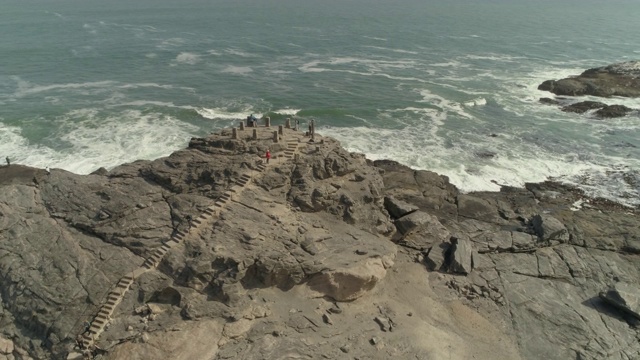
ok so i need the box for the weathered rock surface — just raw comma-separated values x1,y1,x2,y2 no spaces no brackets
1,127,639,360
561,100,607,113
376,161,640,360
595,104,633,118
599,282,640,320
538,61,640,98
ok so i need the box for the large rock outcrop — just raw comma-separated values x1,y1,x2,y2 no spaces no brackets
538,61,640,98
1,127,639,360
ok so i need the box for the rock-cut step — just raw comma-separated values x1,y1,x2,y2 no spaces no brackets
235,174,251,186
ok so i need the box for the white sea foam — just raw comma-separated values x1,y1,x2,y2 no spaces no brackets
430,60,470,68
224,48,254,57
463,98,487,107
158,38,186,48
196,107,261,120
273,108,301,116
417,89,473,119
221,66,253,75
173,52,201,65
363,36,388,41
11,78,115,97
362,46,419,55
317,125,639,206
0,110,200,175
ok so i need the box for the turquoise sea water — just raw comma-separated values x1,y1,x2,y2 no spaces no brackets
1,0,639,205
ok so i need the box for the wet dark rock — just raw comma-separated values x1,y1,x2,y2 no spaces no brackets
539,97,560,105
475,151,497,159
538,61,640,98
595,104,633,118
561,101,606,113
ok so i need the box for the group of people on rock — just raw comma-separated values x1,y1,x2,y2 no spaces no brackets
246,114,258,127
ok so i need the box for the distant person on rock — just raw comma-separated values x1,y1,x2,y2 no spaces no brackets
265,149,271,164
5,157,9,166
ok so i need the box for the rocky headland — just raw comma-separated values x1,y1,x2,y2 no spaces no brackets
538,61,640,118
1,124,639,360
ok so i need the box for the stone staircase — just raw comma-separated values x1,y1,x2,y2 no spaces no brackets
77,132,303,352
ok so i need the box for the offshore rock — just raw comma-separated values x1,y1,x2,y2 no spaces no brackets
561,101,606,113
595,104,633,118
538,61,640,98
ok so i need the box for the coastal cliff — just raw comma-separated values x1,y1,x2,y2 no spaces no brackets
1,125,639,360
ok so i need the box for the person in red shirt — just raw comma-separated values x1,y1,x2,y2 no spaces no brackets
266,150,271,164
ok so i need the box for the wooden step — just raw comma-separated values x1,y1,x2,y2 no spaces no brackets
90,324,101,331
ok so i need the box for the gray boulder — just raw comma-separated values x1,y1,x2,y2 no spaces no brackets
538,61,640,98
530,214,569,243
599,282,640,320
383,196,418,219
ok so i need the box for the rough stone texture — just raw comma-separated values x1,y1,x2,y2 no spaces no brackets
561,101,607,113
600,282,640,320
446,238,473,274
1,128,639,360
595,104,633,118
383,196,418,219
530,214,569,243
538,61,640,98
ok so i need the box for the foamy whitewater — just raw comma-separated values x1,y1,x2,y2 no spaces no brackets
1,0,639,206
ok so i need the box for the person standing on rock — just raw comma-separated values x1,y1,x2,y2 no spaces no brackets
265,149,271,164
5,157,9,166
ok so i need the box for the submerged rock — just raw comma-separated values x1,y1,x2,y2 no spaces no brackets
561,101,606,113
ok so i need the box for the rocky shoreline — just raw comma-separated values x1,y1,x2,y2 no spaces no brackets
1,124,639,360
538,61,640,118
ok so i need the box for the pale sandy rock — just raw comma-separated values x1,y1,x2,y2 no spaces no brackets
0,337,13,355
105,320,223,360
306,257,392,301
223,319,253,339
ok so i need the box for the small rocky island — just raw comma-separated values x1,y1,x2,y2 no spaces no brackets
1,122,639,360
538,61,640,118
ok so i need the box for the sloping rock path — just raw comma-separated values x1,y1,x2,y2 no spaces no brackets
78,128,302,350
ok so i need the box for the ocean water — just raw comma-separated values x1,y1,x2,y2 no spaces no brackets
1,0,639,206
